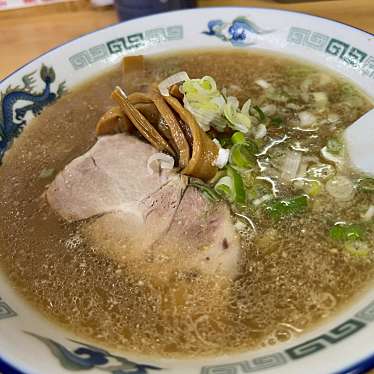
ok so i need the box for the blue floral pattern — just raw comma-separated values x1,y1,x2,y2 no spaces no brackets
26,332,162,374
203,16,274,46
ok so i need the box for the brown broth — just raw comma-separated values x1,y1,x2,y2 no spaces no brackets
0,49,373,357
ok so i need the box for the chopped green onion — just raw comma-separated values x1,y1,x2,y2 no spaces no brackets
266,90,289,103
312,92,329,108
253,105,266,122
306,163,335,181
327,138,343,155
303,179,322,197
357,177,374,192
325,175,355,202
201,76,215,91
241,98,252,116
361,205,374,222
231,132,246,144
209,170,226,185
182,76,226,132
265,195,308,220
344,241,370,257
329,223,365,242
229,143,257,169
215,176,234,201
245,139,259,155
190,181,221,202
227,166,246,206
270,116,284,127
217,136,232,148
223,96,252,133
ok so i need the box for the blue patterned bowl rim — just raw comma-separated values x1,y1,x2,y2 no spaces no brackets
0,6,373,374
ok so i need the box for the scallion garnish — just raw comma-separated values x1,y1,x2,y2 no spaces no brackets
357,177,374,192
229,143,257,169
329,223,365,242
253,105,266,122
343,241,370,257
270,116,284,127
190,181,221,202
228,166,246,206
214,176,234,201
327,138,343,155
265,195,308,220
231,132,246,145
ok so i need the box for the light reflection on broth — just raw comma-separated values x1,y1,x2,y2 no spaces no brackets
0,49,373,357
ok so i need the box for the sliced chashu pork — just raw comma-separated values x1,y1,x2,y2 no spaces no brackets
150,187,240,277
47,133,241,280
85,186,240,280
46,134,172,222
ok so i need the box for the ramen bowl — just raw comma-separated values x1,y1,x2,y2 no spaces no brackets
0,7,374,374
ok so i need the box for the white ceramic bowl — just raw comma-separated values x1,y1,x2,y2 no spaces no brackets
1,7,373,374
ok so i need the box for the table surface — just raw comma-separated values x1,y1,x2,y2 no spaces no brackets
1,0,374,80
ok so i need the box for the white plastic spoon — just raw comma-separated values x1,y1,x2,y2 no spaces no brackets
344,108,374,176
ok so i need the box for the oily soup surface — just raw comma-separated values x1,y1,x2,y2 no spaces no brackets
1,50,374,357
